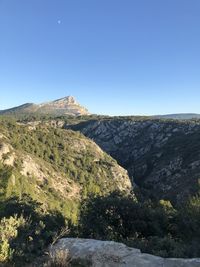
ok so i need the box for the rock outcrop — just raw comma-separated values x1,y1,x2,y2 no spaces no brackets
51,238,200,267
37,96,90,115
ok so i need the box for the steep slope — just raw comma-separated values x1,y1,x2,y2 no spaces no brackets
0,140,80,220
68,118,200,202
36,96,89,115
0,119,132,220
0,96,89,116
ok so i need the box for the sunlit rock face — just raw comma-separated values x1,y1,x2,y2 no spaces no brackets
0,96,90,116
38,96,90,115
51,238,200,267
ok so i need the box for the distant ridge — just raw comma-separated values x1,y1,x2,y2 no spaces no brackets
0,98,199,119
153,113,200,120
0,96,90,116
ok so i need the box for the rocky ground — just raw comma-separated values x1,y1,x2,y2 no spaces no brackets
51,238,200,267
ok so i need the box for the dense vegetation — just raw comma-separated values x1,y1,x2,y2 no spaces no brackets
77,192,200,258
0,196,66,265
1,191,200,265
0,117,128,221
0,117,121,197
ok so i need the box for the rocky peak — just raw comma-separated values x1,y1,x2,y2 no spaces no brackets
36,95,90,115
52,96,78,106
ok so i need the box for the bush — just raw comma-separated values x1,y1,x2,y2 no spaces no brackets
77,192,200,258
44,251,92,267
0,215,26,262
0,196,66,265
78,192,170,241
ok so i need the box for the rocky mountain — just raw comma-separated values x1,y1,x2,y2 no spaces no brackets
68,117,200,202
0,118,132,220
2,96,200,120
0,96,89,116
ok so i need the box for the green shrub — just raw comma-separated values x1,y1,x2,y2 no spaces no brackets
0,215,26,262
0,197,66,265
77,192,200,258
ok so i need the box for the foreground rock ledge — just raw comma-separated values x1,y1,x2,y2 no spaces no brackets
51,238,200,267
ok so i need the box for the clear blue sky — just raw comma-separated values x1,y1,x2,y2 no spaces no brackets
0,0,200,115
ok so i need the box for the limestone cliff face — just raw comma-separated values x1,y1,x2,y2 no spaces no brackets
0,96,90,116
68,118,200,202
37,96,90,115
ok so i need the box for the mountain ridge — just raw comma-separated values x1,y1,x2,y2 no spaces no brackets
0,96,89,116
1,96,200,119
153,113,200,120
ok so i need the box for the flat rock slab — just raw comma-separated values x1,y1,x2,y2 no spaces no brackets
51,238,200,267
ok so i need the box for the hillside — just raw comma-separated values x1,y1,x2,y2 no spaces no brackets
67,117,200,203
0,118,132,220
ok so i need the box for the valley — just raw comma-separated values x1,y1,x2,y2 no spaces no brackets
68,117,200,203
0,97,200,265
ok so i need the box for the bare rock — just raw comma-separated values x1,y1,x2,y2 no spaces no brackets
51,238,200,267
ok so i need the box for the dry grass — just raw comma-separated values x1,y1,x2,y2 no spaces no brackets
44,250,71,267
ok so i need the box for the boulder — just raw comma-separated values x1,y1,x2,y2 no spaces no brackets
51,238,200,267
